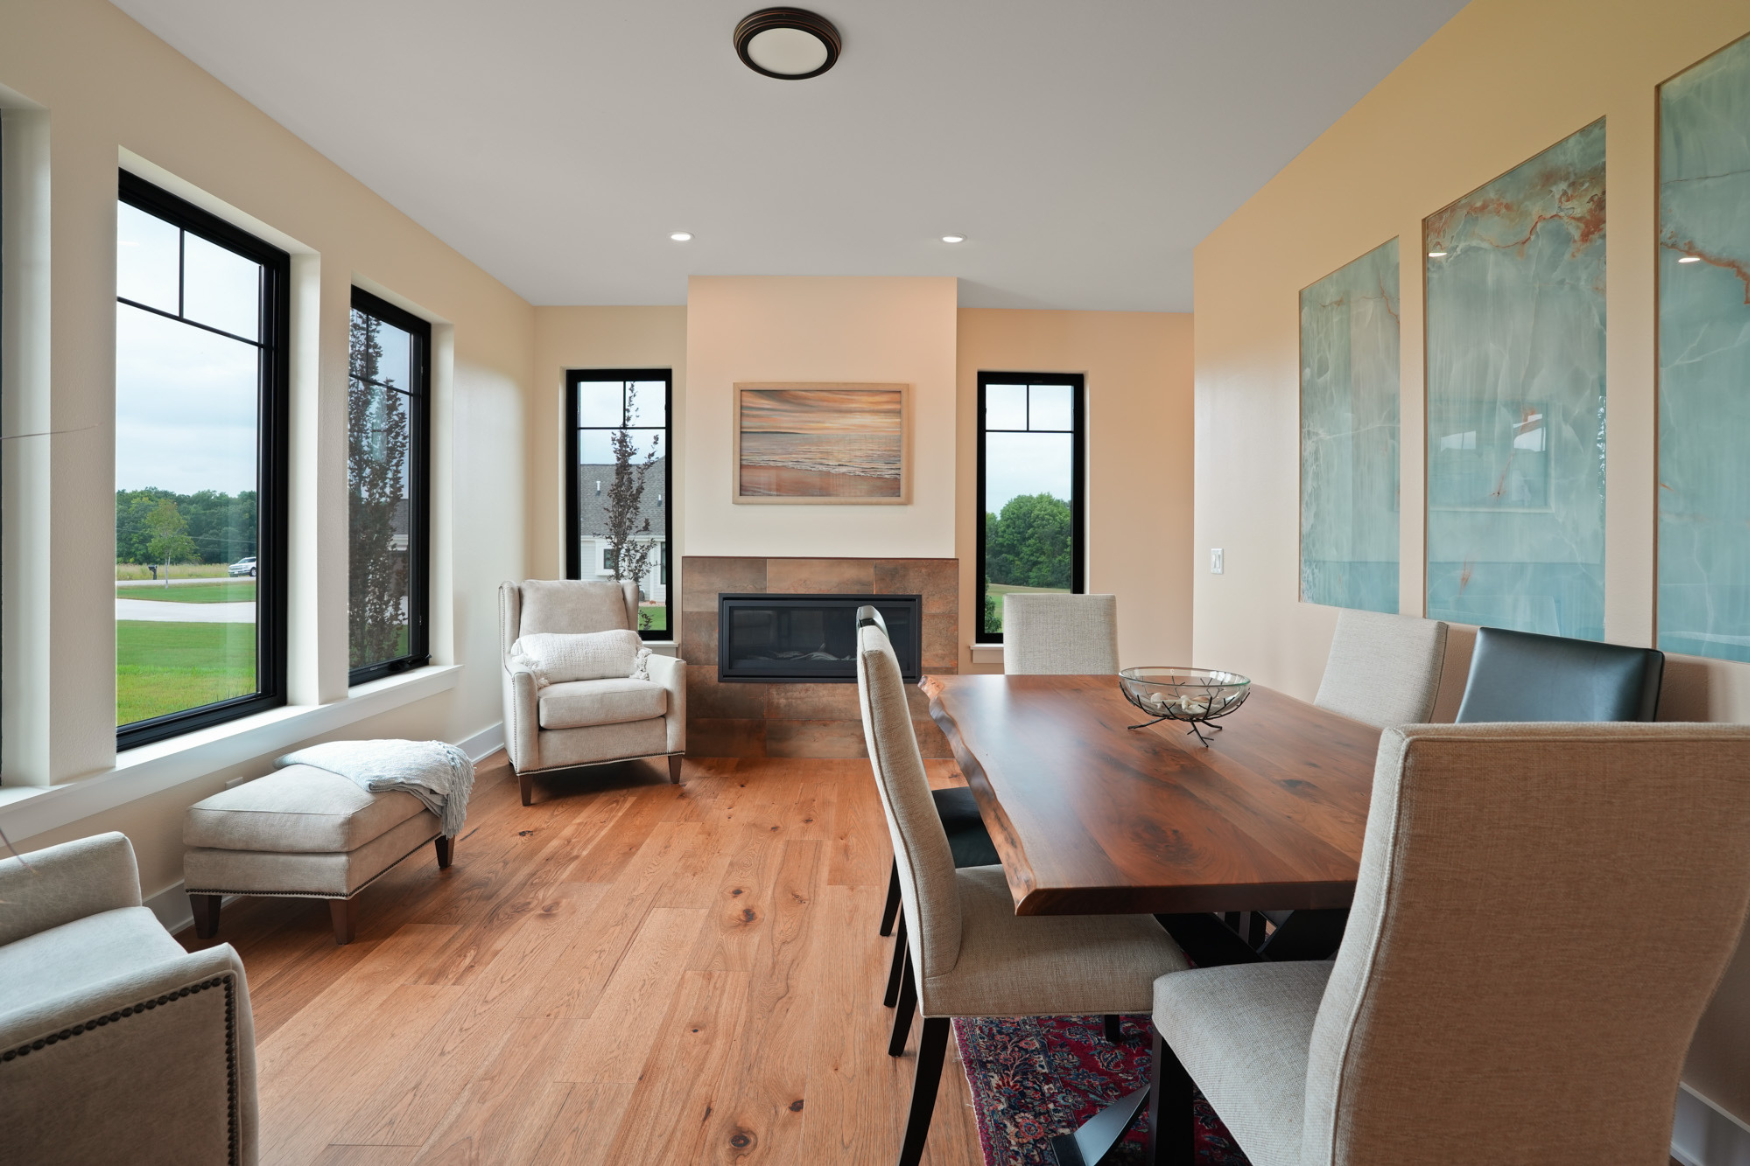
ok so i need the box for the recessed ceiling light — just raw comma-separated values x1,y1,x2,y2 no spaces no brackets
1678,255,1702,263
735,8,841,80
670,232,693,242
941,235,965,244
1428,251,1448,258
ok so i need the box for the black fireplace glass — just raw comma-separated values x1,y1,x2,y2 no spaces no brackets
718,594,922,683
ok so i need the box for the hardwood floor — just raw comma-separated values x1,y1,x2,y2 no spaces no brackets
181,753,983,1166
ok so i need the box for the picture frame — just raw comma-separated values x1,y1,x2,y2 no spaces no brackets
732,382,911,504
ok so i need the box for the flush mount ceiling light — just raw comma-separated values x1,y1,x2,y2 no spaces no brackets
941,235,965,244
670,232,693,242
735,8,841,80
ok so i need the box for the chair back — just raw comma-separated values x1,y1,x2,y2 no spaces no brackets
855,620,962,980
1453,626,1663,723
499,579,638,657
1302,722,1750,1165
1313,609,1449,728
1002,593,1119,674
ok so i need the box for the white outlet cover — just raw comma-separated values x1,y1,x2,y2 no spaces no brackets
1210,548,1224,574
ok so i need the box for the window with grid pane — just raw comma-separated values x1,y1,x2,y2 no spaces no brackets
348,288,431,681
114,171,288,745
566,370,672,639
975,372,1085,642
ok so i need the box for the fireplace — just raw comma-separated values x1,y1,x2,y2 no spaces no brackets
718,593,922,683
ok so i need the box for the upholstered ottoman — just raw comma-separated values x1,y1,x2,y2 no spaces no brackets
184,764,453,945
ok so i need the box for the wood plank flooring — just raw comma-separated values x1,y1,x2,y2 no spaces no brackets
181,753,983,1166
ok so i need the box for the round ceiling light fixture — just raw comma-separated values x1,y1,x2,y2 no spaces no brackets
670,232,693,242
941,235,965,244
735,8,841,80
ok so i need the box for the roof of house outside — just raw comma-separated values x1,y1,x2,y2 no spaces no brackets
575,460,667,540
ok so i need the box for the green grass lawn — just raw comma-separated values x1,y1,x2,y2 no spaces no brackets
116,581,255,604
982,582,1070,634
639,604,668,633
117,620,256,726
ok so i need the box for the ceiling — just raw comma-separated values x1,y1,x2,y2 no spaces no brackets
110,0,1465,311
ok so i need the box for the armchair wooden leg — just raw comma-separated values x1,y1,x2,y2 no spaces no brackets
880,860,901,936
897,1016,950,1166
329,898,357,945
1104,1014,1125,1044
667,754,684,784
884,912,908,1007
190,894,221,939
1145,1029,1194,1166
888,948,917,1056
519,768,534,807
434,835,453,869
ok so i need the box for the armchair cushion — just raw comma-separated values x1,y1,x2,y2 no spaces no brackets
539,677,668,730
0,832,142,947
517,579,630,635
0,906,186,1017
512,629,646,685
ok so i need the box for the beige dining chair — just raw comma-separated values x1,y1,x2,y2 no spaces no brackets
857,619,1188,1166
1312,608,1449,728
1003,592,1120,674
1147,722,1750,1166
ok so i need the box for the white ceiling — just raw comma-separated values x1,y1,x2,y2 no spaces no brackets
110,0,1464,311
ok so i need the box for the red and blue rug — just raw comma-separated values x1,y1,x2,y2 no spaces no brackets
953,1014,1250,1165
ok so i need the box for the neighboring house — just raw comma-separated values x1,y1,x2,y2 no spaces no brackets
575,460,667,604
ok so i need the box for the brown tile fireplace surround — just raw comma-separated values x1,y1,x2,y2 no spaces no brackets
680,556,957,757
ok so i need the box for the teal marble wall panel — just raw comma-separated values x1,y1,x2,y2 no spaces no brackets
1425,121,1607,639
1300,239,1400,613
1658,35,1750,663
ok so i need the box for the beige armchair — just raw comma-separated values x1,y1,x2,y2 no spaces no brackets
500,579,686,804
0,832,258,1165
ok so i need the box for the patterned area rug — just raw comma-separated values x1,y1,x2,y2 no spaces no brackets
953,1014,1250,1165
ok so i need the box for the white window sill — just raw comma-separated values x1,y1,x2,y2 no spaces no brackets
0,664,461,843
970,644,1004,666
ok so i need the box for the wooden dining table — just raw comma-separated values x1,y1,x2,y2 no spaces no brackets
921,673,1384,918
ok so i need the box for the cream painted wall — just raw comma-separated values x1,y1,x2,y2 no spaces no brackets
956,310,1194,672
1190,0,1750,1123
529,307,688,583
0,0,533,899
683,276,958,561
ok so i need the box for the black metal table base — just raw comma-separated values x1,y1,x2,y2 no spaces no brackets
1049,1084,1151,1166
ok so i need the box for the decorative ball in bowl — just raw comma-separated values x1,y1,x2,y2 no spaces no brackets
1118,667,1252,746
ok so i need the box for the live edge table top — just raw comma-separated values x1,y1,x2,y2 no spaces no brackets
921,674,1384,917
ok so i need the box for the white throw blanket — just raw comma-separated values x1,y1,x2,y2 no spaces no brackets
277,739,474,838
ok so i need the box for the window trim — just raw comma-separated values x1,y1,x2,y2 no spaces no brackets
564,369,673,641
116,171,291,749
346,287,432,685
974,371,1087,645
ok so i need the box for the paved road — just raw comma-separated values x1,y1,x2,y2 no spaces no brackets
116,577,245,588
115,598,255,623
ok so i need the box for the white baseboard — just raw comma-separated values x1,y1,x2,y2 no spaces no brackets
458,722,504,763
1674,1084,1750,1166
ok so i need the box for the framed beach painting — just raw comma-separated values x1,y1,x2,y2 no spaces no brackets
733,383,910,504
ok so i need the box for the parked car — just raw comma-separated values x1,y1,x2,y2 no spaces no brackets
229,556,257,578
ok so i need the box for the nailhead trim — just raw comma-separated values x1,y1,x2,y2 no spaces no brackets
2,974,241,1165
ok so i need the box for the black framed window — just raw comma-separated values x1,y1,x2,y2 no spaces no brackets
565,370,671,639
348,289,431,682
115,171,289,746
975,372,1086,643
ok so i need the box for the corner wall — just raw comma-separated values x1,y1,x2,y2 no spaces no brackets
0,0,533,900
956,309,1194,672
1189,0,1750,1126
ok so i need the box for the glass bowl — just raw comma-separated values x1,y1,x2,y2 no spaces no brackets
1118,667,1252,744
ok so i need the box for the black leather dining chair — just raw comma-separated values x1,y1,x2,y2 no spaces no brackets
1454,626,1664,723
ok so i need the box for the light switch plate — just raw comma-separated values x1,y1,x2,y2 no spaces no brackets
1210,548,1224,574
